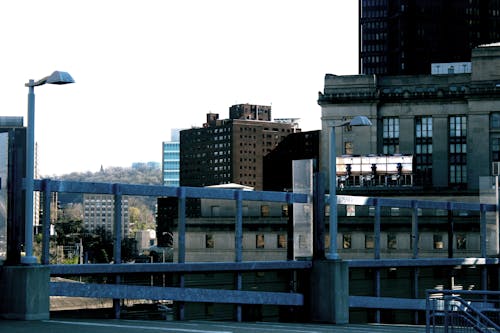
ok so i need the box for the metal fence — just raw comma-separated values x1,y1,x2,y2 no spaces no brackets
30,178,500,324
426,289,500,332
34,179,310,321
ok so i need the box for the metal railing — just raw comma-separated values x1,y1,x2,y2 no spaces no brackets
34,179,310,321
426,289,500,332
29,178,500,323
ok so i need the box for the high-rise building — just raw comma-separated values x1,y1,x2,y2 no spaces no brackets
359,0,500,75
180,104,300,190
162,129,181,187
83,194,130,237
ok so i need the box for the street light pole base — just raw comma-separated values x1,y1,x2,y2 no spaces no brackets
20,256,38,265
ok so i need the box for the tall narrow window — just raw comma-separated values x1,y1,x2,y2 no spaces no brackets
343,234,352,249
205,234,214,248
256,234,265,248
383,117,399,154
277,234,287,248
344,141,353,155
449,116,467,185
387,234,397,249
260,205,269,217
415,116,433,185
365,234,374,249
492,137,500,162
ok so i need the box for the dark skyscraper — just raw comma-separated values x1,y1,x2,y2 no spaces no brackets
359,0,500,75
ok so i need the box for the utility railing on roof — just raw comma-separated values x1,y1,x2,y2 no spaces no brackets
34,179,310,321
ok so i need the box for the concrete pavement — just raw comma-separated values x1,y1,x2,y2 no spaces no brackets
0,319,426,333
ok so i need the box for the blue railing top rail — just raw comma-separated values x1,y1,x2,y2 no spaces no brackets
33,179,309,204
335,194,496,212
49,260,313,275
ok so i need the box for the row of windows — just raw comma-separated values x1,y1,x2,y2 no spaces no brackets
362,9,388,18
378,115,468,184
362,20,387,30
200,233,469,251
362,43,387,53
341,233,468,250
333,204,473,217
204,234,287,249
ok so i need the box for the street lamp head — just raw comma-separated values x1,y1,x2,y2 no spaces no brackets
46,71,75,85
26,70,75,87
335,115,372,127
349,115,372,126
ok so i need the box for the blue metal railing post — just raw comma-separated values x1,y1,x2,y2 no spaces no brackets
41,179,51,265
425,290,431,333
374,198,380,260
235,190,243,322
113,183,122,319
373,198,381,323
412,200,419,259
177,187,186,320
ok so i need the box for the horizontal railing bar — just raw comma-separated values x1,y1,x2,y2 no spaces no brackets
50,282,304,306
349,296,426,310
426,289,500,296
33,179,308,203
34,180,494,210
49,260,313,276
346,257,500,268
334,195,496,212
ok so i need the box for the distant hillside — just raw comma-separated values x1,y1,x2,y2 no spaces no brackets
53,165,162,207
54,165,162,185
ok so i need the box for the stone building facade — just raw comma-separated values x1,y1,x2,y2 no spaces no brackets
319,44,500,192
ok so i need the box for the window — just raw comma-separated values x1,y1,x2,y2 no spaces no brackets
387,234,397,249
281,205,289,217
456,234,467,250
433,234,444,249
491,112,500,129
492,137,500,162
343,234,352,249
383,117,399,154
205,234,214,248
344,141,353,155
449,116,467,185
346,205,356,216
261,205,269,217
369,206,375,216
365,234,374,249
277,234,287,248
256,234,265,248
415,116,433,185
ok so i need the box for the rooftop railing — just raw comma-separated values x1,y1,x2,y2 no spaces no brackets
23,178,500,323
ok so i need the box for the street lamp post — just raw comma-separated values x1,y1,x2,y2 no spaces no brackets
326,116,372,260
22,71,74,264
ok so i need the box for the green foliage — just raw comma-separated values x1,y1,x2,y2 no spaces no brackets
45,165,162,263
48,165,162,186
52,165,161,232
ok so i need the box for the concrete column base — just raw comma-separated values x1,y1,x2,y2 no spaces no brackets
309,259,349,324
0,265,50,320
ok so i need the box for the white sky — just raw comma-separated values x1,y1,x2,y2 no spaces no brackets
0,0,359,176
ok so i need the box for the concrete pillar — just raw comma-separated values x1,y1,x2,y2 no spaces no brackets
309,259,349,324
0,265,50,320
